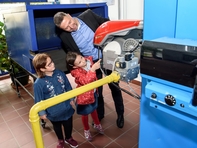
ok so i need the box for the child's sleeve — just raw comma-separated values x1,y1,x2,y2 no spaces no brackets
33,83,47,116
71,69,96,85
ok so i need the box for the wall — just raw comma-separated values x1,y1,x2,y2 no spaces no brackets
57,0,144,20
109,0,143,20
0,1,144,20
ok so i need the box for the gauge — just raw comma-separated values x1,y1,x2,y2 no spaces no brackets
122,38,139,52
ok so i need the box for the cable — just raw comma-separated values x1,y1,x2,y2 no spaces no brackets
126,82,141,100
111,82,141,100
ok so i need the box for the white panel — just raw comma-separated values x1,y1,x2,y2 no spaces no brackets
108,0,119,20
126,0,144,20
108,0,144,20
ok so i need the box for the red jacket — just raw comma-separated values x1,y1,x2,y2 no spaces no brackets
70,56,98,104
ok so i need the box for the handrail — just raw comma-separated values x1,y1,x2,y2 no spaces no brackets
29,71,120,148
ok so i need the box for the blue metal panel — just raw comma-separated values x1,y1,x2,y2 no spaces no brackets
1,0,46,3
176,0,197,40
139,38,197,147
4,11,32,71
28,10,38,51
143,0,177,40
139,75,197,148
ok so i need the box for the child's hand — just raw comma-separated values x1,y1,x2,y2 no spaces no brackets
40,114,47,120
91,59,101,72
70,100,75,106
70,99,76,109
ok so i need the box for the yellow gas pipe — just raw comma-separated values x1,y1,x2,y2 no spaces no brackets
29,71,120,148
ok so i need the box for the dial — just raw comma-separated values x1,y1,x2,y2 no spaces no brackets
122,38,139,52
165,95,176,106
151,93,157,99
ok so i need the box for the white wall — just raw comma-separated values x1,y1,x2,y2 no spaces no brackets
59,0,144,20
108,0,144,20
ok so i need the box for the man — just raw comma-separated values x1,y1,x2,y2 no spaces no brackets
53,9,124,128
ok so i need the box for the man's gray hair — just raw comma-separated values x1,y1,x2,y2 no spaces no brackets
53,12,67,27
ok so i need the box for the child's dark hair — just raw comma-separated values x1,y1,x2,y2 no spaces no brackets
66,51,81,71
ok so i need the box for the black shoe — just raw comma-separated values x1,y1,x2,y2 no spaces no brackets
116,115,124,128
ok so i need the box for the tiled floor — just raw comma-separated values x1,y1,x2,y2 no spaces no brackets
0,74,141,148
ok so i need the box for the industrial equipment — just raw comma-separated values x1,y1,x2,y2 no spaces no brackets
94,20,143,83
139,37,197,148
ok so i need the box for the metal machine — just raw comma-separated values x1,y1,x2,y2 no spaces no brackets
94,20,143,83
139,37,197,148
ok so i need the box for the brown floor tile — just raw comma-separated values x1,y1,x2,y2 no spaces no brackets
0,122,9,133
20,140,36,148
12,101,29,110
0,76,141,148
2,110,19,121
115,132,138,148
105,142,122,148
6,116,25,129
11,123,31,137
126,112,140,125
42,132,57,147
0,138,19,148
90,134,112,148
77,141,95,148
0,114,4,124
124,101,140,112
15,131,34,147
104,124,125,139
17,106,31,116
0,129,14,143
126,124,139,140
0,105,15,115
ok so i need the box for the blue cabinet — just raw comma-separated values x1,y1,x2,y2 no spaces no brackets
143,0,177,40
140,1,197,147
176,0,197,40
143,0,197,41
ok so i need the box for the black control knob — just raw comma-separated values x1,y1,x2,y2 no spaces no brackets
165,95,176,106
151,93,157,99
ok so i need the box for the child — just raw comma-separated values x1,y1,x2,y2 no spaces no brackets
66,51,104,141
32,53,78,148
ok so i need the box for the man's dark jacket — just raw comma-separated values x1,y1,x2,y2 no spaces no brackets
57,9,109,54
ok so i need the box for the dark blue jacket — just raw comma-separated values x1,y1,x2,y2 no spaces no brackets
34,69,74,121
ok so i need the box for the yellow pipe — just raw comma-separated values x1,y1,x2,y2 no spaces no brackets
29,71,120,148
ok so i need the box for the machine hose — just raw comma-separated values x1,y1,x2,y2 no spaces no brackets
111,82,141,100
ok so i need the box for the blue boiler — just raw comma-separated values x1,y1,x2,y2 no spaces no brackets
139,38,197,148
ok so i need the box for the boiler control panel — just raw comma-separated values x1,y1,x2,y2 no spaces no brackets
144,76,197,120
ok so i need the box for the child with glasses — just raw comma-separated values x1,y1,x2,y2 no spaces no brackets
32,53,78,148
